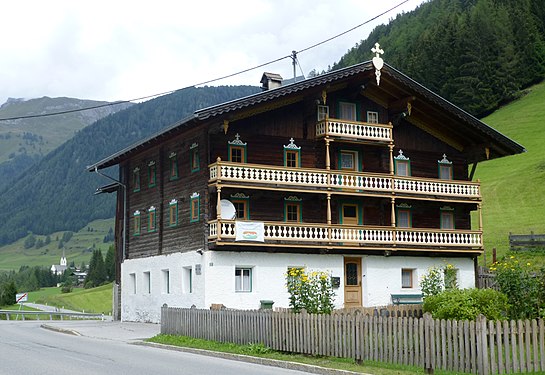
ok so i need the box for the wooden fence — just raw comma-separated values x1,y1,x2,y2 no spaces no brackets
161,306,545,375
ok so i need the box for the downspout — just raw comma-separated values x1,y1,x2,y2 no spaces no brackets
94,167,127,262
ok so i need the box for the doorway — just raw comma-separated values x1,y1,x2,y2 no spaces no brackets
344,257,362,308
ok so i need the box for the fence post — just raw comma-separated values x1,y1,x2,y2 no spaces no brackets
423,312,434,374
476,314,489,375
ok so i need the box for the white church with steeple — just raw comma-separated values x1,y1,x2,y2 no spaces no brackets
51,249,68,275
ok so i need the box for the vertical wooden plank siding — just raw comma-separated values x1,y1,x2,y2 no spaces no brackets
159,308,545,375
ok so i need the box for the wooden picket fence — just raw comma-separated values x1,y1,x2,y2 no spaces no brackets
161,306,545,375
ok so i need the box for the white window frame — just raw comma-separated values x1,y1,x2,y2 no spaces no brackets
143,271,151,294
367,111,379,124
183,267,192,294
129,273,136,294
235,267,252,292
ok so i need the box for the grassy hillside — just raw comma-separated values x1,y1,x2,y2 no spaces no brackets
0,218,114,272
475,81,545,266
34,284,113,314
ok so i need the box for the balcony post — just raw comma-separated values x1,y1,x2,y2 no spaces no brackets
327,193,332,242
388,144,395,175
391,197,396,246
478,202,483,232
216,186,222,241
325,137,331,171
216,157,222,183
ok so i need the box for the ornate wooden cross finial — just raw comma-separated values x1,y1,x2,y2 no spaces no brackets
371,42,385,86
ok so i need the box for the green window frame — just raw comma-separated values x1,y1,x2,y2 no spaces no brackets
190,143,200,173
440,206,455,229
283,138,301,168
133,168,141,192
284,196,302,222
438,154,453,180
338,201,363,225
148,161,157,187
395,204,412,228
228,133,247,163
169,199,178,227
394,150,411,176
169,152,178,180
231,193,250,220
133,210,141,236
190,193,200,223
148,206,157,232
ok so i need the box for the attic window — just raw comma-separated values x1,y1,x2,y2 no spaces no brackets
228,134,247,163
438,154,453,180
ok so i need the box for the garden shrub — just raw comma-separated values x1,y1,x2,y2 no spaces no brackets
423,288,508,320
286,267,335,314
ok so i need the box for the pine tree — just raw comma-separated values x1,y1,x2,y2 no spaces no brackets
104,245,115,281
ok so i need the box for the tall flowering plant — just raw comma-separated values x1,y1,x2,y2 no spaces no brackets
286,267,335,314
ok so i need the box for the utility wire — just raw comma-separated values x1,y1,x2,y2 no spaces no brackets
0,0,409,122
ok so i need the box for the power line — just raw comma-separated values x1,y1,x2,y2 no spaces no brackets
0,0,409,122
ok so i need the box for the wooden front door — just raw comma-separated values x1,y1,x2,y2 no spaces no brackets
344,257,362,308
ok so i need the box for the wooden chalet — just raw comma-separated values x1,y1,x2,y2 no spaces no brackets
88,52,524,322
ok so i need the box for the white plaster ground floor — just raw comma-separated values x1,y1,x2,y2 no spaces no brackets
120,251,476,323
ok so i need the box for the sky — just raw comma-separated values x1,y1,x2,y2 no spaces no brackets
0,0,426,106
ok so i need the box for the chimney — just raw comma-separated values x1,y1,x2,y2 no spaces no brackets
260,72,283,91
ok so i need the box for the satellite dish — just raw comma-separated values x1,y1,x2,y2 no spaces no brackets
220,199,236,220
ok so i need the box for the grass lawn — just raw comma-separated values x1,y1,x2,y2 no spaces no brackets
475,81,545,268
148,334,500,375
34,283,113,314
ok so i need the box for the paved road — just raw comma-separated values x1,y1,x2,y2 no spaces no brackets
0,320,317,375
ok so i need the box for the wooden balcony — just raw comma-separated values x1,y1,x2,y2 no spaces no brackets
315,118,393,143
208,220,483,252
209,161,481,202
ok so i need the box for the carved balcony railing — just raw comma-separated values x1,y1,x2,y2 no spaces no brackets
208,220,483,250
209,161,481,200
315,118,393,143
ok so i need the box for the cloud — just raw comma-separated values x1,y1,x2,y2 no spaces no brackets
0,0,424,105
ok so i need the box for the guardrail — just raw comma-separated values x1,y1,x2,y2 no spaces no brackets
0,310,106,321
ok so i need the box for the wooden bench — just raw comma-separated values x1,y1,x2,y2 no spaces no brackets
509,232,545,250
391,294,423,305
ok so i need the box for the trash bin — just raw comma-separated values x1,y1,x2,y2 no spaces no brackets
260,300,274,310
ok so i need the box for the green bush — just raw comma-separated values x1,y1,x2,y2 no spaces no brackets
423,288,508,320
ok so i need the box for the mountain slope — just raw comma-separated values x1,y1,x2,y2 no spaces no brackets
0,86,260,245
474,81,545,263
0,97,131,191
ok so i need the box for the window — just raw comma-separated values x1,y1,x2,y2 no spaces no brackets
339,150,359,171
284,196,302,222
284,138,301,168
341,203,360,225
190,143,200,172
228,133,247,163
143,271,151,294
183,267,192,294
148,206,157,232
438,154,453,180
162,269,170,294
190,193,200,223
169,199,178,227
235,267,252,292
317,105,329,121
148,161,156,187
130,273,136,294
401,269,414,288
168,152,178,180
339,101,356,121
133,168,141,192
367,111,379,124
396,205,412,228
440,207,455,229
133,210,141,236
394,150,410,176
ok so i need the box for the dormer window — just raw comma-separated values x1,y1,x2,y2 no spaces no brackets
438,154,453,180
228,133,247,163
284,138,301,168
394,150,410,176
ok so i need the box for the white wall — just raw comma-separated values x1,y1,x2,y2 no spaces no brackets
120,250,476,322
